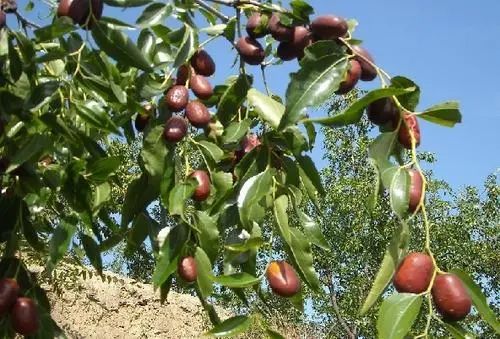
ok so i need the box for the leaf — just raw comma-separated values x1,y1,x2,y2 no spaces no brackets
280,45,348,128
24,81,59,112
195,211,219,263
121,173,160,227
359,222,410,315
442,322,477,339
34,17,75,42
126,212,150,251
80,234,103,274
93,182,111,212
211,273,261,288
222,119,251,144
75,101,121,134
8,37,22,82
6,134,49,173
206,315,252,337
201,24,227,36
86,156,121,183
297,210,329,250
173,24,196,69
196,140,224,163
273,195,291,244
390,76,420,111
195,247,214,299
247,88,285,129
92,22,152,71
237,170,273,229
168,180,197,219
296,155,324,194
103,0,152,7
47,219,77,272
288,228,321,292
311,87,415,127
141,125,168,177
377,293,423,339
389,168,410,219
419,101,462,127
136,3,172,27
450,269,500,333
290,0,314,21
217,74,252,126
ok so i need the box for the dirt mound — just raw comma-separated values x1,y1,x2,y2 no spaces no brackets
46,270,224,339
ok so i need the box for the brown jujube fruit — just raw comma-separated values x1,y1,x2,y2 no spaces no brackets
235,134,261,163
189,75,213,100
268,14,293,42
289,26,313,58
0,12,6,29
185,101,211,128
134,114,149,132
0,278,20,316
366,97,399,126
57,0,103,28
277,42,297,61
408,169,424,212
398,113,421,149
178,256,197,283
190,50,215,77
432,274,471,321
236,37,265,65
11,297,39,336
336,59,362,94
189,170,211,201
393,253,433,294
163,116,188,143
176,65,190,85
165,85,189,112
246,13,269,39
350,45,377,81
266,261,301,297
311,15,348,40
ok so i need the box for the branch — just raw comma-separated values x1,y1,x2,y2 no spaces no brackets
14,10,41,29
326,274,356,339
204,0,287,13
194,0,230,23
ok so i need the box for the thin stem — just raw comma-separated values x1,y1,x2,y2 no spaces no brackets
260,65,270,95
194,0,230,23
204,0,287,13
14,10,41,29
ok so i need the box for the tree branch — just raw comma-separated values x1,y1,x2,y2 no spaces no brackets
327,274,357,339
194,0,229,23
14,10,41,29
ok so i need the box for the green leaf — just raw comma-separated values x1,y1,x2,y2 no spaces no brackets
310,87,415,127
377,293,423,339
75,101,121,134
265,328,286,339
359,222,410,315
290,0,314,21
296,155,324,194
201,24,227,36
419,101,462,127
93,182,111,212
217,74,252,126
280,45,348,128
80,234,103,275
206,315,252,337
86,156,121,183
288,228,321,292
8,37,22,82
6,134,49,173
212,171,233,197
273,195,291,244
237,170,273,229
34,17,75,42
450,269,500,333
173,24,196,69
121,173,160,227
390,168,410,219
126,212,150,251
196,140,224,163
390,76,420,111
222,119,251,144
141,125,168,177
24,81,59,112
92,22,152,71
195,247,214,299
297,210,329,250
152,223,188,288
247,88,285,129
211,273,261,288
136,3,172,27
47,219,77,272
195,211,219,263
103,0,152,7
168,180,197,219
442,322,477,339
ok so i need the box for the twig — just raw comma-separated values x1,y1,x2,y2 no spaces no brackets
194,0,229,23
14,10,41,29
327,274,356,339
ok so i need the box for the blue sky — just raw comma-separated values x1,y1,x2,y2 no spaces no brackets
17,0,500,188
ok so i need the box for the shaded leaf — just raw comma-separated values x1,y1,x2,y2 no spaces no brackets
217,75,252,126
206,315,252,337
80,234,103,274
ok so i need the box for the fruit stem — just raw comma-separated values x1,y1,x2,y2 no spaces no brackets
260,65,270,96
414,294,433,338
194,0,230,23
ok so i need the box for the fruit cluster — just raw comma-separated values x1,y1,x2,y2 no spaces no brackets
394,253,472,321
239,13,377,95
57,0,103,29
0,278,39,336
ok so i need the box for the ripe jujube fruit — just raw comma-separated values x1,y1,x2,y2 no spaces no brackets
0,278,20,316
189,75,213,100
176,65,190,85
350,45,378,81
246,13,269,39
408,169,424,213
236,37,265,65
11,297,39,336
235,134,261,162
366,97,399,126
134,103,154,132
190,50,215,77
189,170,211,201
336,59,362,94
289,26,313,58
310,15,348,40
163,116,188,143
165,85,189,112
266,261,301,297
393,253,433,294
57,0,103,28
178,256,197,283
277,42,297,61
0,11,6,29
398,113,421,149
268,14,294,42
432,274,471,321
185,101,211,128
